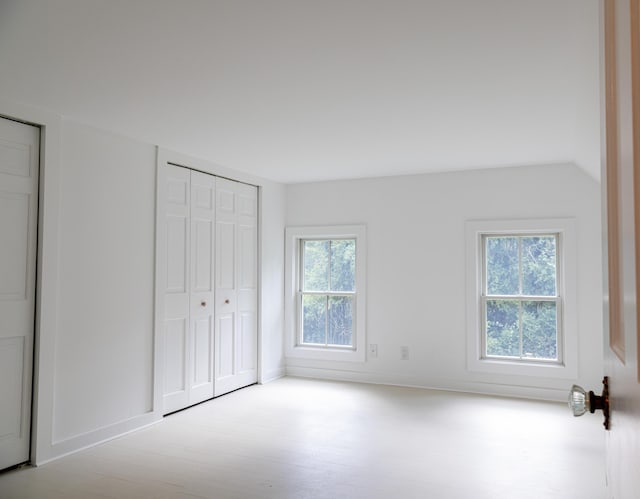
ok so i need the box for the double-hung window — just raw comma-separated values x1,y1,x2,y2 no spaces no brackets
482,234,560,361
300,239,356,347
466,219,577,378
285,225,366,362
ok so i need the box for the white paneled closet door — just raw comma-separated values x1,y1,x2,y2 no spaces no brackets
0,117,39,470
214,178,258,396
188,171,216,403
162,166,215,414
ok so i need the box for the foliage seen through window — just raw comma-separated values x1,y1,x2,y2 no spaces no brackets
484,235,559,361
301,239,355,347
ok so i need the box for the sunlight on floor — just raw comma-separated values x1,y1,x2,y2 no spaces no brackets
0,378,606,499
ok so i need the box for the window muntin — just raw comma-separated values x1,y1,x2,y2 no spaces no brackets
482,234,561,362
299,239,356,348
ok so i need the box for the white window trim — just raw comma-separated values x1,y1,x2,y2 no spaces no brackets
465,218,577,378
285,225,366,362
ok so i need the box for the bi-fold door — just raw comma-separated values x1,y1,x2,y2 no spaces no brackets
0,117,39,470
214,177,259,396
163,167,215,413
161,164,257,415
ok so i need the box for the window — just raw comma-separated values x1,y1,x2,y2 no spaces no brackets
466,219,577,378
300,239,356,347
285,226,366,362
482,234,560,361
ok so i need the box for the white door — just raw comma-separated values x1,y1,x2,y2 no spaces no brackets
188,171,216,404
162,165,215,414
601,1,640,497
0,117,39,470
214,178,258,396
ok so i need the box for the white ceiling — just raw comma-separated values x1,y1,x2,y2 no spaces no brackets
0,0,601,184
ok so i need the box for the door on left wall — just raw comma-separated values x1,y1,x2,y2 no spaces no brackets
162,166,217,414
0,117,39,470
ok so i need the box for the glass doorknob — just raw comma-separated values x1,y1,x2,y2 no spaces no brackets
568,376,610,430
568,384,588,416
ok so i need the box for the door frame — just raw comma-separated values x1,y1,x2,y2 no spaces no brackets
0,100,62,466
154,147,264,414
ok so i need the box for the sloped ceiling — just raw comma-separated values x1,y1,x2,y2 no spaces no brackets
0,0,601,183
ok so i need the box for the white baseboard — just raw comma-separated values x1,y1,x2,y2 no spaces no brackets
262,367,286,384
36,411,162,466
284,366,568,402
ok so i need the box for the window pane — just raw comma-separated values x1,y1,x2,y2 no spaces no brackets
486,300,519,357
328,296,353,346
521,236,557,296
522,301,557,360
330,239,355,292
486,237,519,295
302,294,326,344
303,240,329,291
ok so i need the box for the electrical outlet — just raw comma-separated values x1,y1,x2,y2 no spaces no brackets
401,345,409,360
369,343,378,358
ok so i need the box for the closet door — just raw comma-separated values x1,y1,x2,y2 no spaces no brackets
214,178,258,396
163,166,191,413
188,171,215,404
162,166,215,414
0,117,39,470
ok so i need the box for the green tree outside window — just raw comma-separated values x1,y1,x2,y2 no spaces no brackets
484,235,559,360
301,239,355,347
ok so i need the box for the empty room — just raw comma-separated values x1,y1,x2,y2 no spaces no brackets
0,0,639,498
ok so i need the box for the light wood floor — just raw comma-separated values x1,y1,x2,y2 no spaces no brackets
0,378,606,499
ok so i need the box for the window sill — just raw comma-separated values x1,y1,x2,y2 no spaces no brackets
285,344,365,363
467,356,577,379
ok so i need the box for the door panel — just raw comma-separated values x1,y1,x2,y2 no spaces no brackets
0,338,24,439
0,117,39,470
0,193,29,300
193,219,213,291
215,184,237,395
602,1,640,497
239,224,257,290
162,166,191,413
216,313,235,379
163,167,216,412
216,222,235,290
188,171,215,405
214,178,258,396
217,187,235,213
240,312,257,372
166,215,188,293
164,318,187,394
0,138,32,177
192,316,212,386
238,193,257,217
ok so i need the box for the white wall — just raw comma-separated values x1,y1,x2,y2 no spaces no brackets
53,121,157,442
569,0,602,181
285,164,603,400
45,121,286,461
260,183,287,382
0,102,286,463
